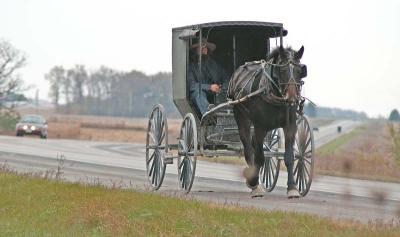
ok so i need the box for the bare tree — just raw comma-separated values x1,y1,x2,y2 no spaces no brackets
45,66,65,109
61,74,72,107
0,39,26,97
67,65,87,103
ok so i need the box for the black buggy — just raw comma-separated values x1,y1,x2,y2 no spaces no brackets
145,21,315,196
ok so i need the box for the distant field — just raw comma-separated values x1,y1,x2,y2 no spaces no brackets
1,170,399,236
11,113,182,143
316,121,400,182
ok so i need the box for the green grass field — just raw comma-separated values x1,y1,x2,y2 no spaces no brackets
1,171,399,237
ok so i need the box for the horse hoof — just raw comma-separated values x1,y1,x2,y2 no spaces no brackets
251,185,266,198
287,189,300,199
246,180,257,190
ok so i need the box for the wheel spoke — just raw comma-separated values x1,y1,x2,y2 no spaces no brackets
149,154,156,177
147,151,155,165
184,120,189,149
267,161,272,187
304,157,312,165
157,156,163,185
157,116,165,142
150,117,156,141
293,160,300,176
298,169,303,192
149,131,157,144
153,111,159,141
262,164,266,184
179,157,185,169
180,159,186,182
295,135,300,153
270,139,278,149
152,156,158,184
264,163,269,187
158,126,166,146
187,123,193,151
305,136,311,150
186,158,192,190
303,165,309,185
178,139,186,152
154,156,159,185
303,162,311,179
301,167,307,191
271,157,277,170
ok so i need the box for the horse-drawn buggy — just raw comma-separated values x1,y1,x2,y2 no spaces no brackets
145,21,315,198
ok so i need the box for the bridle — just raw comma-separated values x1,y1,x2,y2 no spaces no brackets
266,55,304,106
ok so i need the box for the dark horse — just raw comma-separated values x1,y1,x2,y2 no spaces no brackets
227,45,307,198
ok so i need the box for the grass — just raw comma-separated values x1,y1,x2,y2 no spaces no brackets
316,121,400,182
0,170,399,237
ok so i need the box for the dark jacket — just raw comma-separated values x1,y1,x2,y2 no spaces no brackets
188,57,229,93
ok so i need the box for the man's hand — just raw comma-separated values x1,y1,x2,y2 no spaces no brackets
210,84,221,93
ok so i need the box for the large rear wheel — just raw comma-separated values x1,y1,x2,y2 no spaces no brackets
177,113,197,194
145,104,168,190
293,115,315,196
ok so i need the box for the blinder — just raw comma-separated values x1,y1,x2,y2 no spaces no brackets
301,64,307,78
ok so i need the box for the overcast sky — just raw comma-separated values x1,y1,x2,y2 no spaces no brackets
1,0,399,117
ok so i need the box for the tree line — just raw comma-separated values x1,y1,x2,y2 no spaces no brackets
303,102,368,120
45,65,179,117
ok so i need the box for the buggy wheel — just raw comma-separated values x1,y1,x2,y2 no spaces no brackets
260,128,282,192
177,113,197,193
145,104,168,190
293,115,315,196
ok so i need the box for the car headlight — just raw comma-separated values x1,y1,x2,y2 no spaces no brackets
31,126,36,131
23,125,28,130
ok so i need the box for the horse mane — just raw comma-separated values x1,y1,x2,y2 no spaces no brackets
267,46,295,62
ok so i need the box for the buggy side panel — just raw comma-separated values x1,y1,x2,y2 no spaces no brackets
172,30,200,124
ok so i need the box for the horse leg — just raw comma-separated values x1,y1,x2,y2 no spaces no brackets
249,125,268,197
233,106,256,189
283,124,300,198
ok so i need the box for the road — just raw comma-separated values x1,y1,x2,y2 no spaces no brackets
1,119,399,223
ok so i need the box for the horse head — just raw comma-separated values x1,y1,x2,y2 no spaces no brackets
268,46,307,106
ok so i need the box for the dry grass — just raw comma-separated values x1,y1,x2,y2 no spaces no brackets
388,122,400,165
316,121,400,182
38,114,181,143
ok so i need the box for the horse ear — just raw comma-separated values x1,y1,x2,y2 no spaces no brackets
295,46,304,60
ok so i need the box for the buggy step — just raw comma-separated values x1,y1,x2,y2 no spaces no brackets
164,153,174,164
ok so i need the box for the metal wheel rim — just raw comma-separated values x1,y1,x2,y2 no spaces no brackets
177,113,197,194
293,115,315,196
260,128,282,192
145,105,168,190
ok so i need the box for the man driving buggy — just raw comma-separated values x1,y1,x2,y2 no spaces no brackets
188,38,229,115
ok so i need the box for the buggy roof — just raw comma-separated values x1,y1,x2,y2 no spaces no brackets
172,21,287,38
